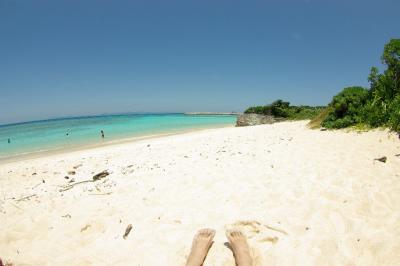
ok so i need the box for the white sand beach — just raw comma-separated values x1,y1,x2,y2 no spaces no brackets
0,121,399,265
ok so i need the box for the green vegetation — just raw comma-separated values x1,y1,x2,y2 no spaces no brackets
244,100,325,120
310,38,400,132
245,39,400,132
321,86,369,128
307,106,333,129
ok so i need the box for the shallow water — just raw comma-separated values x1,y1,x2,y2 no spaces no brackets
0,113,237,160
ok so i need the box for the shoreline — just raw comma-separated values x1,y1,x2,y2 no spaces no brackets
0,123,235,165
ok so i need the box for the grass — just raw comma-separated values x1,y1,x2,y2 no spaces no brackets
307,107,332,129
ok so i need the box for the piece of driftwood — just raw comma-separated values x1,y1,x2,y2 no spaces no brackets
59,170,110,192
123,224,133,239
88,192,113,196
32,182,43,189
15,194,37,202
93,170,109,181
59,180,93,192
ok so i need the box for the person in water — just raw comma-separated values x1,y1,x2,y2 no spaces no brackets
101,130,105,138
7,138,10,144
185,229,252,266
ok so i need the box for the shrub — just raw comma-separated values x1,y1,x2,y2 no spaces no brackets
270,100,290,118
388,95,400,131
244,100,324,120
360,100,388,127
322,87,369,129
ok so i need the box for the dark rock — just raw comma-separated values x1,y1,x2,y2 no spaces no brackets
374,156,387,163
68,171,76,175
236,114,277,127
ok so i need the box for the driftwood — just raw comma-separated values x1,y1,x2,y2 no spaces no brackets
15,194,37,202
59,180,93,192
59,170,110,192
32,182,43,189
93,170,109,181
88,192,113,196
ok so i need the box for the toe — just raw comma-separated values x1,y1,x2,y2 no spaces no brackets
231,230,244,239
226,229,235,240
198,228,215,238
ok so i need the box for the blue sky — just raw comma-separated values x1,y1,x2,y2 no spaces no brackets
0,0,399,124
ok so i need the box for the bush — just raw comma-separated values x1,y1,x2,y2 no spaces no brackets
244,105,272,115
270,100,290,118
388,95,400,131
322,87,369,129
360,100,388,127
244,100,324,120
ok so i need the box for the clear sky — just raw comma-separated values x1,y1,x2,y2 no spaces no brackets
0,0,399,125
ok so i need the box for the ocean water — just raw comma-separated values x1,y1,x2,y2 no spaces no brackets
0,113,237,160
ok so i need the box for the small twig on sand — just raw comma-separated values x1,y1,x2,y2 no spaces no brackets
59,180,93,192
73,163,83,169
123,224,133,239
15,194,37,202
32,182,43,189
264,224,288,235
88,192,113,196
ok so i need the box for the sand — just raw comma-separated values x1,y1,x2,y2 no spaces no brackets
0,121,399,265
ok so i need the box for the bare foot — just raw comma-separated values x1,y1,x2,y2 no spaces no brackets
185,228,216,266
226,229,252,266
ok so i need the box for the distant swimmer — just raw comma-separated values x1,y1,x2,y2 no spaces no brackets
66,132,69,136
7,138,11,144
101,130,105,138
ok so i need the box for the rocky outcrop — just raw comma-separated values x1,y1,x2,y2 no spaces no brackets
236,114,276,127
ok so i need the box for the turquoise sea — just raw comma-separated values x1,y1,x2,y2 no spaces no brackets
0,113,237,160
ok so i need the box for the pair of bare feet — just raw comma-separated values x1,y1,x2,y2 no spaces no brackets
185,228,252,266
